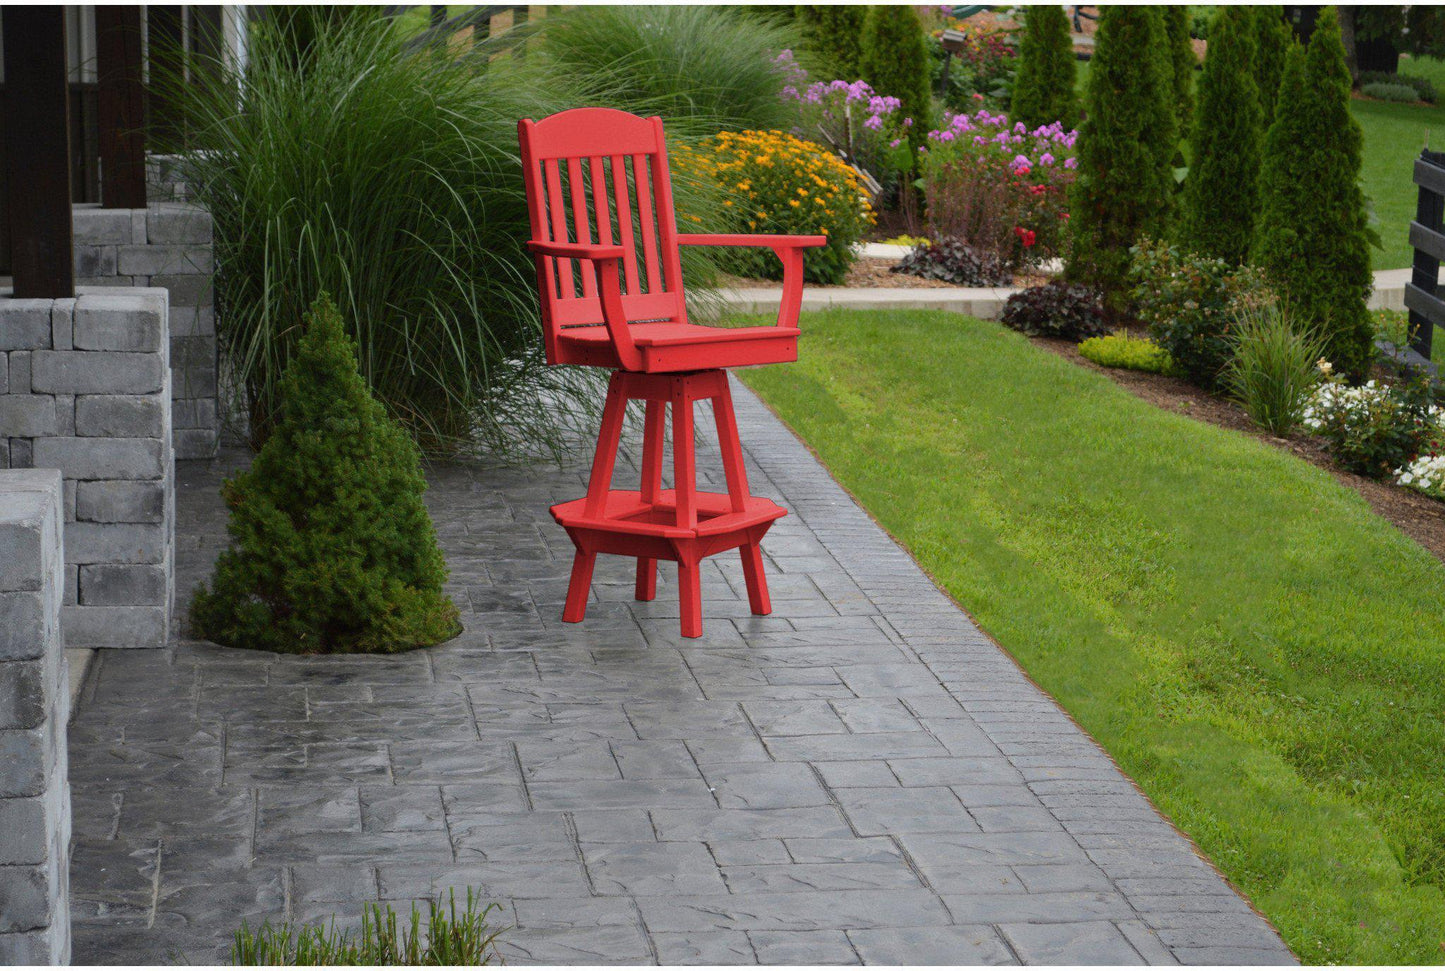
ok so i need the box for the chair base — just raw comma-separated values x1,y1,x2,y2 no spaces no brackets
552,367,783,638
552,490,783,638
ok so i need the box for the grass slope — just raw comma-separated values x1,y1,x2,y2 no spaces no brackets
740,309,1445,965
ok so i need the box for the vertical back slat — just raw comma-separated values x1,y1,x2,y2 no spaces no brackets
542,159,574,299
566,156,596,298
649,118,686,306
589,156,612,245
633,152,662,294
612,155,641,295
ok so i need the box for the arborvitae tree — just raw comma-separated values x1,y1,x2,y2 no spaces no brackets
1011,4,1078,129
1067,6,1177,298
1163,5,1196,141
1180,6,1262,265
1254,5,1292,127
191,294,460,654
796,5,868,79
859,4,933,144
1254,10,1374,379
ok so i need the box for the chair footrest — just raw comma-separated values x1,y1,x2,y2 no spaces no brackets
551,490,785,540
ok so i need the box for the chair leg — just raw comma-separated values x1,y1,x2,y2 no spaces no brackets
678,554,702,638
672,379,697,530
740,541,771,616
562,549,596,623
636,398,665,601
583,374,630,518
712,378,751,514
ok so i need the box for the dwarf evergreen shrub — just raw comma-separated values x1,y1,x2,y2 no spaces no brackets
1067,6,1177,299
1078,333,1174,374
1011,4,1077,129
191,295,460,655
1254,6,1292,126
1361,81,1421,103
1163,5,1196,139
1254,10,1375,380
1180,6,1262,266
860,5,933,145
796,5,867,79
1358,70,1437,103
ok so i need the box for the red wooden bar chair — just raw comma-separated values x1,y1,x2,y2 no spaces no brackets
518,107,825,637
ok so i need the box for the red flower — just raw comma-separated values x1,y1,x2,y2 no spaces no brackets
1013,226,1036,248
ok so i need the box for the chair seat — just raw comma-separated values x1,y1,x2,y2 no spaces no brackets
557,323,800,372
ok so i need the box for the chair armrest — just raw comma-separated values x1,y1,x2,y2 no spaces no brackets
676,235,822,329
527,240,628,261
526,241,640,370
677,233,827,250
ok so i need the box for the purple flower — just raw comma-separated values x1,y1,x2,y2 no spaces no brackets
1040,152,1055,166
1063,157,1077,169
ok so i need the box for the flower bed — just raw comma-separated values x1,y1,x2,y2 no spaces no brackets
918,110,1077,270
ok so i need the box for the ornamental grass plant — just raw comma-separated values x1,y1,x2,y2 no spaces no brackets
537,5,800,134
1225,301,1325,435
157,11,737,460
231,891,502,965
191,295,460,655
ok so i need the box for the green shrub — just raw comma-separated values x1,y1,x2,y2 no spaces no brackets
540,6,799,132
1078,332,1174,373
1011,4,1077,129
1067,7,1177,300
1254,6,1293,126
1163,5,1196,139
1254,10,1375,380
675,130,873,285
191,295,460,655
891,237,1011,287
1361,81,1422,103
1225,301,1326,435
859,5,933,146
796,5,867,79
1129,237,1273,390
232,891,502,965
1180,6,1262,266
1358,70,1438,103
1303,371,1440,480
1002,282,1109,340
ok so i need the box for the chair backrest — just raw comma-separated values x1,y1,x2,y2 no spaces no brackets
518,108,689,363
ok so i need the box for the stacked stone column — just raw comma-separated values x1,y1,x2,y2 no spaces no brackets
1,289,175,648
0,469,70,963
73,204,218,459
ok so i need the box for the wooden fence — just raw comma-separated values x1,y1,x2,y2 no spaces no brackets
1406,148,1445,360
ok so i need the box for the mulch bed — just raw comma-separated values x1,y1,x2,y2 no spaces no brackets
1029,334,1445,565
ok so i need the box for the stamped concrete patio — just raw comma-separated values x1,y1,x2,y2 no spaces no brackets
66,380,1294,965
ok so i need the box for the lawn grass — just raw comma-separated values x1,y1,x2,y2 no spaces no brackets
739,308,1445,965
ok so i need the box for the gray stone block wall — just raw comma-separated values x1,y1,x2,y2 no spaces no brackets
0,290,176,649
72,204,218,460
0,469,71,964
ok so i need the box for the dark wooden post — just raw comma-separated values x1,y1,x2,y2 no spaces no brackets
3,5,74,298
96,5,147,209
1407,149,1445,360
148,6,186,148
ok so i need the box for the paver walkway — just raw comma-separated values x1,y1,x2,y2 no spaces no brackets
67,380,1294,965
